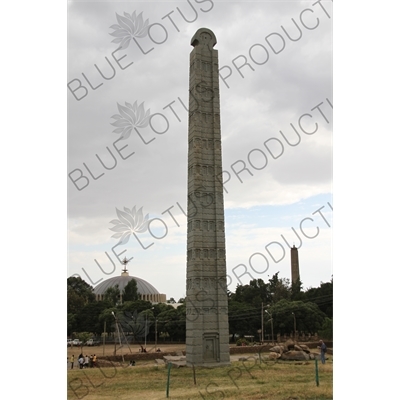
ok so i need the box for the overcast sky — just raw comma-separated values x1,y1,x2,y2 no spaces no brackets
67,0,333,300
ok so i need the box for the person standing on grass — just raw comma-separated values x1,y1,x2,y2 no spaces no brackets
70,354,75,369
78,355,84,369
93,354,97,367
318,340,327,364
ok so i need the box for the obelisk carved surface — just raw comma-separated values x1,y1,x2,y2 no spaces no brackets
186,28,230,367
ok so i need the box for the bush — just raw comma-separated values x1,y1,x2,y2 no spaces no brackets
318,317,333,340
236,338,250,346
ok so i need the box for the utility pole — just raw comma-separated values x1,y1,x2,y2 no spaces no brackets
155,318,158,351
103,320,106,356
270,315,274,345
265,308,274,345
261,302,264,344
292,312,296,343
145,314,147,349
111,311,132,360
112,311,124,362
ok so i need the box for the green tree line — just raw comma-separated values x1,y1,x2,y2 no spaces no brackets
67,273,332,343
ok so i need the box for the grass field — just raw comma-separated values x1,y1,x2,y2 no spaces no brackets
67,352,333,400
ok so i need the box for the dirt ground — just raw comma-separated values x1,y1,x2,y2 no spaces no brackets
67,342,330,371
67,343,186,359
67,342,325,359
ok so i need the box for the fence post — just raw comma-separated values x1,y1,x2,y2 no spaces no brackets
166,362,172,398
315,358,319,386
192,364,197,385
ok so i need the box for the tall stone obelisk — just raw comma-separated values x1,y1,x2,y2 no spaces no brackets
185,28,230,367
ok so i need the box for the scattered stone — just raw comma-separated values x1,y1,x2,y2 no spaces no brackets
163,355,186,362
280,351,310,361
299,344,311,353
310,353,329,361
268,352,281,360
166,361,186,368
269,345,285,353
284,339,295,351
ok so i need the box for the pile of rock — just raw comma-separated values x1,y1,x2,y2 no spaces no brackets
268,339,324,361
156,353,187,368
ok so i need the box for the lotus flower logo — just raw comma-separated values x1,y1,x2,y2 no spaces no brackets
117,310,152,339
111,101,151,140
110,11,149,50
110,206,150,246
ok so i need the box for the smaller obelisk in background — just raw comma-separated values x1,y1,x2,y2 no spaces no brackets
291,245,300,284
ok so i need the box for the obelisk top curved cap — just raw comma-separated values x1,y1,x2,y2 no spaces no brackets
191,28,217,48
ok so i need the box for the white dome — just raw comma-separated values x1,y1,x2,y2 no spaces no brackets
94,275,160,296
92,268,167,303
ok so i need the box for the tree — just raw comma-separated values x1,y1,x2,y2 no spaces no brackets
115,302,156,344
291,279,304,301
270,299,326,335
303,280,333,318
67,276,95,314
230,275,291,307
318,317,333,340
152,302,174,315
159,331,170,342
75,301,110,335
138,309,155,343
67,313,77,336
120,300,153,314
230,279,271,307
156,306,185,342
167,298,176,304
76,332,92,352
115,309,155,344
122,279,138,302
98,307,118,335
228,300,259,341
227,275,292,340
104,285,121,306
268,273,291,303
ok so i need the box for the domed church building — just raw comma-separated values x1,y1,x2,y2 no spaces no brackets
94,259,166,304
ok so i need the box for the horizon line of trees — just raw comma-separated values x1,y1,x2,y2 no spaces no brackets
67,273,333,343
